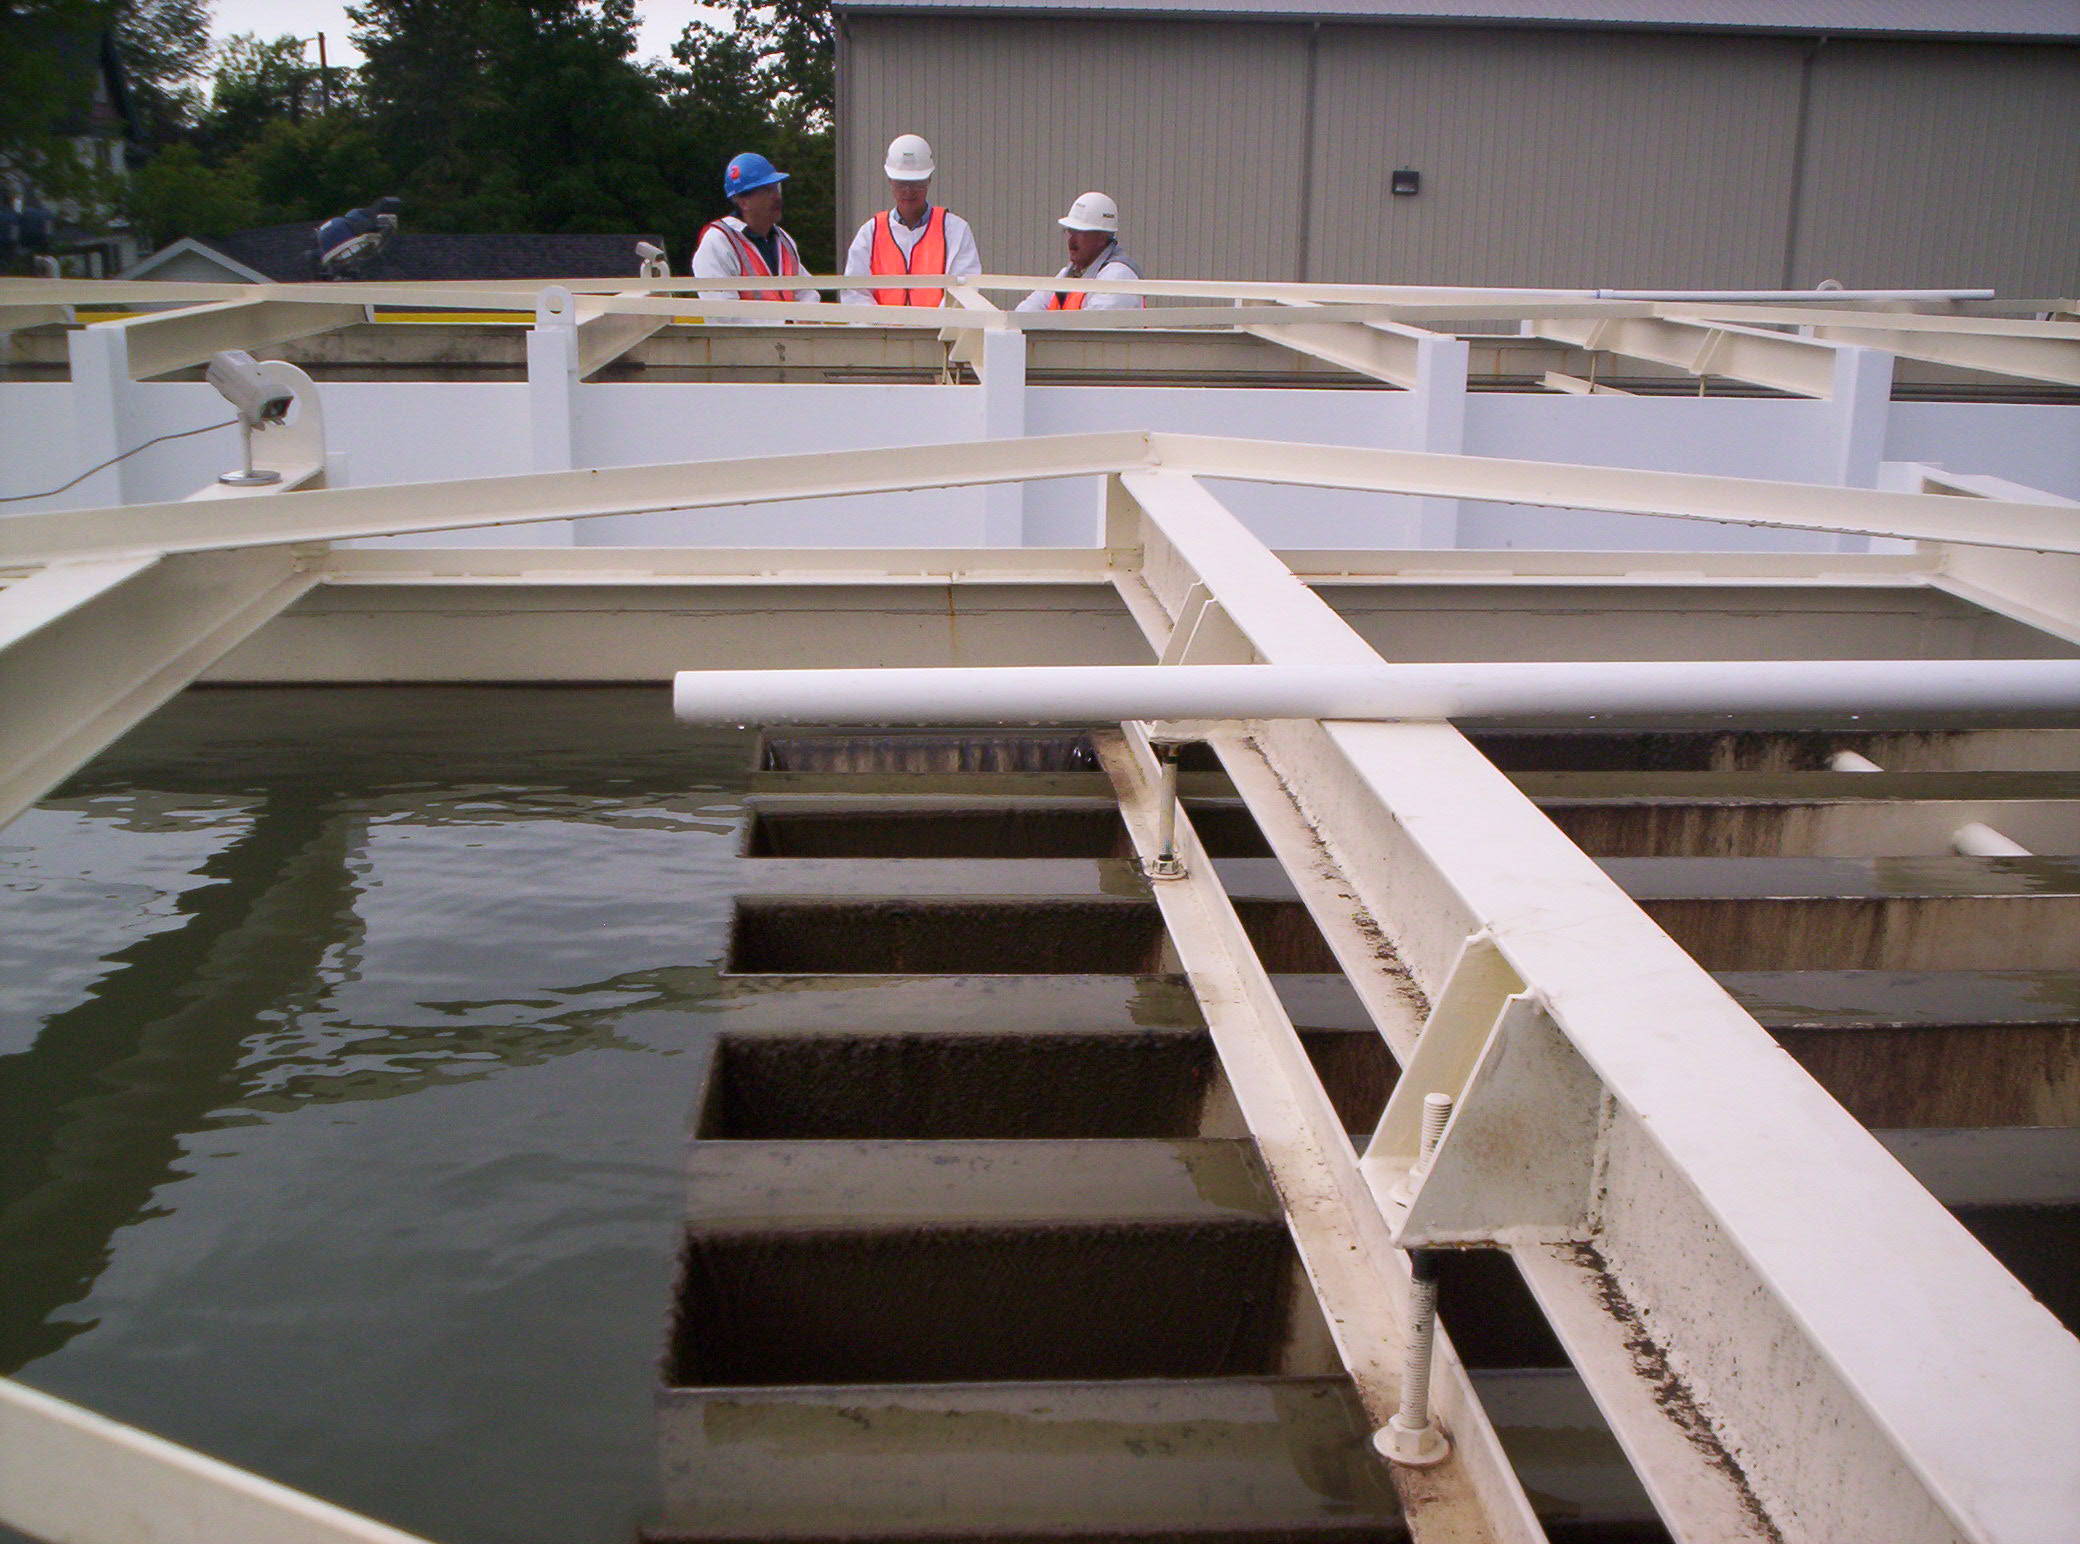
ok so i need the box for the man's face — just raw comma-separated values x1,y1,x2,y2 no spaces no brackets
1065,226,1110,268
890,179,929,221
734,183,783,232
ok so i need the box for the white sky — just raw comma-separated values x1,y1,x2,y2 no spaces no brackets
206,2,730,72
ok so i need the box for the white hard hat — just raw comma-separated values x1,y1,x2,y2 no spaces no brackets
1058,191,1118,233
884,134,935,180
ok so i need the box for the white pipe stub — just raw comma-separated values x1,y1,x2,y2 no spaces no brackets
672,660,2080,727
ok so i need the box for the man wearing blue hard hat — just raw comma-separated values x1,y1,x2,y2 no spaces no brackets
692,152,820,307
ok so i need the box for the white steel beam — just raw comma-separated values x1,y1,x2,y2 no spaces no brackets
1153,433,2080,553
940,285,1001,374
0,548,317,827
1530,313,1845,397
1109,469,2080,1544
1539,371,1632,395
1910,466,2080,647
6,274,1993,310
1279,548,1929,581
318,546,1117,583
1098,726,1544,1544
1663,303,2080,388
1812,323,2079,387
572,293,671,380
0,1379,437,1544
0,431,1156,565
97,298,371,380
1239,315,1426,387
0,302,72,336
10,428,2069,570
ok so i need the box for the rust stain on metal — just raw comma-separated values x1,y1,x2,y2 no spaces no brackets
1562,1241,1785,1544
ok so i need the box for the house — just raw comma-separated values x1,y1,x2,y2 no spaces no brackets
119,224,671,285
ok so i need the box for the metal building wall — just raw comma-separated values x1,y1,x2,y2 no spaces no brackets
837,16,1311,284
1791,40,2080,295
838,13,2080,294
1305,25,1807,287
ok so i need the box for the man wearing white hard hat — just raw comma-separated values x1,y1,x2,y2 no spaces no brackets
840,134,982,307
1016,192,1144,312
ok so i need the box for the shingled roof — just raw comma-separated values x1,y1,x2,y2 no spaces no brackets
131,224,669,284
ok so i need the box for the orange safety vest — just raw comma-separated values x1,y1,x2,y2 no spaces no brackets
869,207,948,307
702,220,803,302
1045,247,1139,309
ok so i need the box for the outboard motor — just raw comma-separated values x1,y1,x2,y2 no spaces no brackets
313,197,401,278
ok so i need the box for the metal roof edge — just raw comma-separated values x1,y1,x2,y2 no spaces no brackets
829,0,2080,42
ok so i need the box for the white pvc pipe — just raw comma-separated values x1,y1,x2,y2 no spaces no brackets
1830,750,1886,772
1953,822,2032,858
672,660,2080,726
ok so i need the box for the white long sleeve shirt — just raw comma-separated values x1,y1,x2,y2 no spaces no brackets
839,207,982,305
1015,244,1145,311
691,216,819,305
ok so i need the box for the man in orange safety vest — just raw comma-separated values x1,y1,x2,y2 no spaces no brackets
1016,191,1143,313
839,134,982,308
692,151,820,308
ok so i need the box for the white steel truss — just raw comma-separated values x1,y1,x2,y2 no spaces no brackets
1,275,2077,1544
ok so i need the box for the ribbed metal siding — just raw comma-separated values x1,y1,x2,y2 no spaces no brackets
1791,40,2080,294
842,16,2080,293
841,16,1311,283
1307,25,1806,287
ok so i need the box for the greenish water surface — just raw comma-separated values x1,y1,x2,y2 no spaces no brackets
0,687,755,1544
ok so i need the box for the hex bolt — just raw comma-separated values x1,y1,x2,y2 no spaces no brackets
1378,1093,1454,1467
1375,1249,1451,1467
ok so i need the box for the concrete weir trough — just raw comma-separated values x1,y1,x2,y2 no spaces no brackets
1528,770,2080,858
652,726,2078,1543
655,733,1672,1542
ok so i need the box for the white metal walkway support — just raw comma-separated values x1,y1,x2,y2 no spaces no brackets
0,1379,438,1544
1906,466,2080,649
1103,470,2080,1544
1236,303,1470,544
0,548,318,827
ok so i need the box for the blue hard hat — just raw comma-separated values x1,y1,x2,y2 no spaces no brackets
723,153,788,199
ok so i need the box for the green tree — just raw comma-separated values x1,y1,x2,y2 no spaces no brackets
725,0,832,131
124,137,257,237
241,114,395,225
446,0,682,233
345,0,500,198
200,32,321,159
346,0,690,238
111,0,212,143
0,1,128,207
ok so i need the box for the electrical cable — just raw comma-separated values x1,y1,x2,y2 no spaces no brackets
0,419,240,504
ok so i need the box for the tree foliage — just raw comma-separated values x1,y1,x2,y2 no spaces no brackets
200,33,322,159
1,1,127,203
7,0,843,274
111,0,211,141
